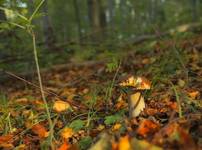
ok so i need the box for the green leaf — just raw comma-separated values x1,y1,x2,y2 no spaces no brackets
104,114,122,125
69,119,84,131
79,136,92,150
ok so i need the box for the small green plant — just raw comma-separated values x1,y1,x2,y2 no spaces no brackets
104,59,121,109
106,57,119,73
86,86,98,128
79,136,93,150
104,114,122,126
170,82,183,118
0,95,13,134
69,119,84,132
1,1,54,149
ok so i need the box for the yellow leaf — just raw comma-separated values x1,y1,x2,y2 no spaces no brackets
118,136,131,150
177,79,185,88
112,123,122,131
97,124,105,131
53,100,71,112
129,92,145,117
61,128,74,139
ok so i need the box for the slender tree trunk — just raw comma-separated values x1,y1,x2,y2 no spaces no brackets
0,9,6,55
87,0,106,41
190,0,198,22
119,0,127,33
42,0,57,50
107,0,114,27
73,0,82,43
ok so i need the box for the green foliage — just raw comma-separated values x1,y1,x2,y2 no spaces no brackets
79,136,93,150
106,57,119,73
69,119,84,132
104,114,122,125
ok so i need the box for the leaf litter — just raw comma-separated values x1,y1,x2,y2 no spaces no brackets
0,34,202,149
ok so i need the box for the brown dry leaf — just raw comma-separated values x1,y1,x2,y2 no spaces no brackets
153,123,196,149
167,101,178,111
142,58,150,64
115,94,127,110
129,92,145,117
57,141,70,150
31,123,49,138
53,100,71,112
118,136,131,150
61,88,77,100
188,91,200,100
15,98,29,104
120,76,151,90
61,127,74,139
137,119,159,137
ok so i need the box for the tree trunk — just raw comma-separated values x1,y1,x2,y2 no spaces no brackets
42,0,57,50
73,0,82,43
0,8,6,21
190,0,198,22
0,9,6,57
87,0,106,41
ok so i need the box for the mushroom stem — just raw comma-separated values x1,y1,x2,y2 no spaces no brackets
128,92,145,118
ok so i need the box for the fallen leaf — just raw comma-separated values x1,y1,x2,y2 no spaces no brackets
89,133,111,150
53,100,71,112
177,79,186,88
97,124,105,131
118,136,131,150
0,134,14,148
15,98,29,104
57,141,70,150
137,119,159,137
31,123,49,138
112,123,122,131
115,94,127,110
61,127,74,139
131,138,162,150
188,91,200,100
129,92,145,117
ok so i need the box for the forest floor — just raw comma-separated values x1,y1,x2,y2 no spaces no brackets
0,32,202,150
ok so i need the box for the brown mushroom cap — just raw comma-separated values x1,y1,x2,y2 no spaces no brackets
119,76,151,90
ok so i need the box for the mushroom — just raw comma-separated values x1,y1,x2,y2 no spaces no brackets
119,75,151,118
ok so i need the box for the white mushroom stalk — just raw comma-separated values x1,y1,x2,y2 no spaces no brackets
119,76,151,118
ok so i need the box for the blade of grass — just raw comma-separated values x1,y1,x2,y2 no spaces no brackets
29,0,45,22
170,82,183,118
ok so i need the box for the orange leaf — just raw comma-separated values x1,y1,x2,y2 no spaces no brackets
0,134,13,144
137,119,159,137
61,127,74,139
32,124,49,138
53,100,71,112
57,142,70,150
118,136,131,150
111,141,118,150
112,123,122,131
188,91,200,100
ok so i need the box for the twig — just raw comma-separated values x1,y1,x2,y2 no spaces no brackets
3,70,86,109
